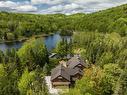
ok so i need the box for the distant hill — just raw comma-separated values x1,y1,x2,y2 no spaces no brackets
0,3,127,41
70,4,127,35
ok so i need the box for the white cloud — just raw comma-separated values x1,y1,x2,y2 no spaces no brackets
40,3,84,13
97,3,116,8
31,0,108,5
38,0,127,14
0,1,17,9
31,0,64,5
0,1,38,12
16,5,37,12
1,0,127,14
48,5,63,12
64,3,84,10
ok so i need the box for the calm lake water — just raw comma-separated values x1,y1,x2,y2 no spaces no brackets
0,34,71,52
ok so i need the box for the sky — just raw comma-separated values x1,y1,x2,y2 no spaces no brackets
0,0,127,14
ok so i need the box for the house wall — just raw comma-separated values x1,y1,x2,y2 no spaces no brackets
52,76,69,82
52,76,70,88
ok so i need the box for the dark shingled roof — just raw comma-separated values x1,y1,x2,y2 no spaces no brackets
51,66,84,81
67,55,85,69
51,55,85,82
51,64,70,81
66,67,83,76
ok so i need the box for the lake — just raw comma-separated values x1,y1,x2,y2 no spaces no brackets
0,34,71,52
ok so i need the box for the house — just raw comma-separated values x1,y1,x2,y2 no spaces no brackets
67,67,84,82
51,55,85,89
67,55,85,70
51,64,70,88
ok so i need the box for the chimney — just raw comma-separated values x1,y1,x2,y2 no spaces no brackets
59,60,67,67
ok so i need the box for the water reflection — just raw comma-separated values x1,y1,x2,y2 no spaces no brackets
0,34,71,52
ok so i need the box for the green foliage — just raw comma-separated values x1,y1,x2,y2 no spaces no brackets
18,68,36,95
56,40,68,58
0,64,20,95
99,64,123,95
0,50,4,63
55,39,73,58
43,63,49,75
1,4,127,41
47,59,59,75
73,32,126,67
27,67,49,95
66,64,125,95
18,38,49,70
68,31,127,95
0,39,50,95
108,18,127,36
60,30,73,36
0,64,6,78
96,52,113,67
7,33,15,40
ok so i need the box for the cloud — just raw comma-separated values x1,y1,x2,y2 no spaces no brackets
0,0,127,14
0,1,17,9
37,0,127,14
31,0,64,5
0,1,38,12
64,3,84,10
16,5,37,12
39,3,84,14
48,3,83,11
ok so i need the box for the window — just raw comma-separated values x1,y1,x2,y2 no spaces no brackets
78,64,81,66
58,76,63,79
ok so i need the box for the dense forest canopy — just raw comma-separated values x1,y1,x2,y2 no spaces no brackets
64,32,127,95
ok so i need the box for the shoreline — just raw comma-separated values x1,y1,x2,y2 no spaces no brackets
0,33,54,44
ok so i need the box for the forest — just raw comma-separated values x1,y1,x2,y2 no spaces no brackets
0,4,127,41
0,3,127,95
64,32,127,95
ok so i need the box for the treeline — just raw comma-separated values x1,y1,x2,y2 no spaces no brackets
1,4,127,41
0,12,64,41
74,4,127,36
64,32,127,95
0,38,59,95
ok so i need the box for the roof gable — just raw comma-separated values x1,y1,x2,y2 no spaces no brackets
51,64,70,81
67,56,85,69
66,67,83,76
